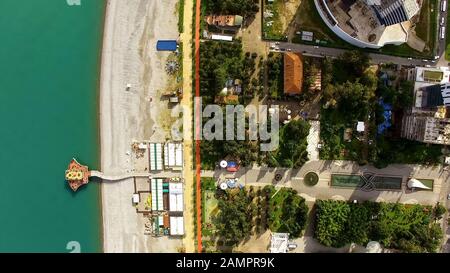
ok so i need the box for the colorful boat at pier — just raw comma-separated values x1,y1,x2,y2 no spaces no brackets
65,158,91,191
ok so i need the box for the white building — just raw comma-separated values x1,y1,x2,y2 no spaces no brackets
164,142,183,171
169,182,184,212
169,216,185,236
151,178,164,211
315,0,420,48
270,233,289,253
149,143,163,171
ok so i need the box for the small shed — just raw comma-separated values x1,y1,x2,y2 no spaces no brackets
357,121,365,132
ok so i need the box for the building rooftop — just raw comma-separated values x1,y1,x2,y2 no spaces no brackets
205,15,243,27
284,53,303,95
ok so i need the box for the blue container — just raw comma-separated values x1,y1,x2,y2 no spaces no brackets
156,40,178,51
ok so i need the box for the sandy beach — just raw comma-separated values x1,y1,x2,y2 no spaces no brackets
99,0,181,252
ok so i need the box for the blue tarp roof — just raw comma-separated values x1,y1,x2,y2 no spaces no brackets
377,100,392,135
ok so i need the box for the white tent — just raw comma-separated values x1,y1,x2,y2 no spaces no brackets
149,143,163,171
169,183,184,212
151,178,164,211
164,142,183,170
407,179,431,190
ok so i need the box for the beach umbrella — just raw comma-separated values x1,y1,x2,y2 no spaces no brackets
220,160,228,168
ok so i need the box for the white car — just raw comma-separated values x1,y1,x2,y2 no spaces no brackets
407,57,413,60
447,193,450,200
313,46,319,49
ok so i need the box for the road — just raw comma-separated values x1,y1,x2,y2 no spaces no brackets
272,42,438,66
438,1,448,65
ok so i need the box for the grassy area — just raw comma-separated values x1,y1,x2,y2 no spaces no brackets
331,174,364,188
290,0,349,47
417,179,434,190
177,0,185,33
263,0,286,40
414,0,438,53
304,172,319,186
372,176,402,190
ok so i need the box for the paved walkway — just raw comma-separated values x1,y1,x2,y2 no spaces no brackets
306,120,320,161
181,0,195,254
203,160,450,206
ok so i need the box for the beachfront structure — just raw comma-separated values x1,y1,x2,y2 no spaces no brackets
151,178,164,211
315,0,421,48
149,143,163,171
169,182,184,212
164,142,183,171
284,53,303,95
65,158,91,191
169,216,185,236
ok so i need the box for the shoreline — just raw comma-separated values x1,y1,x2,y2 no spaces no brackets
98,0,113,253
98,0,182,252
96,0,110,253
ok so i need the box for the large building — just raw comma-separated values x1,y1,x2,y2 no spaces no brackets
401,114,450,145
284,53,303,95
315,0,421,48
401,67,450,145
415,83,450,109
369,0,420,26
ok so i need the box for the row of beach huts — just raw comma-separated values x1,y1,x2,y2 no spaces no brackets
132,142,185,237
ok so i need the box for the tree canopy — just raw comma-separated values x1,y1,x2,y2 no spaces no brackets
205,0,259,17
267,187,308,238
314,200,444,252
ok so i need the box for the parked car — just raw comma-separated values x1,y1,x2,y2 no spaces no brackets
447,193,450,200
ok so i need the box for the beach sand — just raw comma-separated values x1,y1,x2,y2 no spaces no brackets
99,0,181,252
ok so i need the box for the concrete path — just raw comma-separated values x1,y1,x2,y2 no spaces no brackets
203,160,450,206
180,0,195,254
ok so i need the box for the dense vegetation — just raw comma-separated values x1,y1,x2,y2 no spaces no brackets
314,200,443,252
266,52,283,99
199,40,256,103
213,189,254,245
320,50,376,162
204,0,259,17
264,120,310,168
210,185,308,247
267,186,309,238
320,50,443,166
199,41,260,169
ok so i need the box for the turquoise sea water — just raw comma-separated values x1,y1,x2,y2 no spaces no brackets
0,0,105,252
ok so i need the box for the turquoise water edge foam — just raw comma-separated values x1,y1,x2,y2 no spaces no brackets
0,0,105,252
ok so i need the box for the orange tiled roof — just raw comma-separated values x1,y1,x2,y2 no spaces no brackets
284,53,303,95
